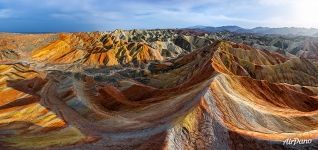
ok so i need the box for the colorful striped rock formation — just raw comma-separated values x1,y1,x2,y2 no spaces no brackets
0,30,317,149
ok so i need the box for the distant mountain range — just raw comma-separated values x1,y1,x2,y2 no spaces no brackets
189,25,318,37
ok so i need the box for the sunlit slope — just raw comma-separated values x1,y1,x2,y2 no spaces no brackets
210,41,318,141
0,63,87,149
31,33,166,67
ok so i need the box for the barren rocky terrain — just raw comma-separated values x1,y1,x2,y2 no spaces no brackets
0,29,318,150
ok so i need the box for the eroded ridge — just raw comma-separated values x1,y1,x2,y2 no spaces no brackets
0,31,317,150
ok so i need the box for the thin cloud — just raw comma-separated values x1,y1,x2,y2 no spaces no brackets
0,0,317,31
0,9,11,18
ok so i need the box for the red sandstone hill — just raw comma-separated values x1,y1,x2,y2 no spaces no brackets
0,30,318,150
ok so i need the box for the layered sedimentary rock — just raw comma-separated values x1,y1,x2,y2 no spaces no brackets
0,30,317,150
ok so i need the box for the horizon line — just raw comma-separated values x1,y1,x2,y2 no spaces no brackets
2,25,318,33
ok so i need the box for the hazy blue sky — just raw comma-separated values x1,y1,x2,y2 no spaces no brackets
0,0,317,32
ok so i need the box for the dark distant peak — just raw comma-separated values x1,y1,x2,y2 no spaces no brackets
189,25,209,29
253,27,270,29
190,26,318,37
188,25,245,33
250,27,318,36
252,27,270,30
219,25,244,31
